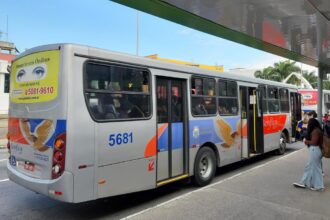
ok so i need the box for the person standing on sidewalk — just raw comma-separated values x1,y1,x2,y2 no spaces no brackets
293,118,324,191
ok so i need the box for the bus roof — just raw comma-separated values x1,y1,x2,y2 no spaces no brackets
16,43,298,90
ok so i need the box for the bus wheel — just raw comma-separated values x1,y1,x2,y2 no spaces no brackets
276,132,286,155
193,146,216,186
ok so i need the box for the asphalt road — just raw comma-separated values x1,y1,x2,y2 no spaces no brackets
0,143,304,220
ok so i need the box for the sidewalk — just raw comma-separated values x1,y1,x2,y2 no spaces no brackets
125,143,330,220
0,138,6,149
0,116,8,149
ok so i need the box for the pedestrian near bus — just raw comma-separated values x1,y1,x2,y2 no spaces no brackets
297,114,309,141
307,110,321,127
293,118,324,191
324,114,330,136
307,110,325,175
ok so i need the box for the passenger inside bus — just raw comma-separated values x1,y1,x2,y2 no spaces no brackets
193,99,208,115
171,95,182,122
219,105,230,115
111,90,144,119
88,78,146,119
88,97,103,119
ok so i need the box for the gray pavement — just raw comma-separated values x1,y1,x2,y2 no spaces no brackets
0,141,320,220
126,143,330,220
0,117,8,149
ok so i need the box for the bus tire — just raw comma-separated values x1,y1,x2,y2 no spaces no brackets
276,132,286,155
193,146,216,186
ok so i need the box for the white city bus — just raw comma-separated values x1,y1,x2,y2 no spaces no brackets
299,88,330,113
7,44,301,203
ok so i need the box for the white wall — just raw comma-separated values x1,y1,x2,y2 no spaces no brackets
0,60,9,115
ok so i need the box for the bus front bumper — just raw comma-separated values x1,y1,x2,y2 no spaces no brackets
7,161,74,203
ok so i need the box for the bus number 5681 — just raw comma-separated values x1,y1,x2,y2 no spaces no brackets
109,132,133,147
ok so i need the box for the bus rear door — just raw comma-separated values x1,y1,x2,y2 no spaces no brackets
156,77,188,185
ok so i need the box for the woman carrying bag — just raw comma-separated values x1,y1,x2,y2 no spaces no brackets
293,118,324,191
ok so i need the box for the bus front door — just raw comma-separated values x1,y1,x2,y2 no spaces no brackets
240,86,264,158
239,86,248,159
156,77,188,184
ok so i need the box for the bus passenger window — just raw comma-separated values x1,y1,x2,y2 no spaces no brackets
218,80,238,116
279,88,289,112
108,82,121,91
142,72,149,93
191,77,216,116
193,99,208,115
84,62,151,121
88,96,103,119
267,87,280,113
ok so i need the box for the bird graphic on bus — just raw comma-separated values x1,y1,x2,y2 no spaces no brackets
20,119,53,152
217,118,244,148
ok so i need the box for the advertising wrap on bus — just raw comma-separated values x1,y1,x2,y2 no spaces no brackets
8,118,66,179
299,89,317,112
10,50,60,103
8,49,66,181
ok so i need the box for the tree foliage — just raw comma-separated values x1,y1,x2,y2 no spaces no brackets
254,60,302,85
302,70,317,88
254,60,318,87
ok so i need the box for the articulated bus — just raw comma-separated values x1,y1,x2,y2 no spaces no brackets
299,89,330,113
7,44,301,203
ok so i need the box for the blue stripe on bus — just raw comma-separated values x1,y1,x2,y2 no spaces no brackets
28,119,44,133
189,117,240,148
158,126,169,152
223,117,240,133
171,122,183,150
22,119,66,149
45,120,66,147
157,123,183,151
189,119,222,147
158,117,241,151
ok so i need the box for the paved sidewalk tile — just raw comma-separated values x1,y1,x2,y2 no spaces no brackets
126,145,330,220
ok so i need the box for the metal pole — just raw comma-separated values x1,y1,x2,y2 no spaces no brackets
317,67,323,122
6,15,8,41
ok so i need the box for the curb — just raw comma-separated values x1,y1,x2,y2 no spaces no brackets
0,139,7,149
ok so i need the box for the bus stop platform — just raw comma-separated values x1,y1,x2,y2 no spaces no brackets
125,142,330,220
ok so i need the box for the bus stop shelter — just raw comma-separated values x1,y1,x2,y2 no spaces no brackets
112,0,330,119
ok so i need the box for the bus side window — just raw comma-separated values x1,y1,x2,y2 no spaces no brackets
88,97,102,119
85,62,151,121
193,103,208,115
218,80,238,116
191,77,216,116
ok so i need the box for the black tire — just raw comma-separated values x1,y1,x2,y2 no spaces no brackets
193,146,216,186
276,132,286,155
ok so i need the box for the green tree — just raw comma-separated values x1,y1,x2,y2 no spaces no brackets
273,60,301,81
323,81,330,90
302,70,317,88
254,66,275,80
254,60,301,85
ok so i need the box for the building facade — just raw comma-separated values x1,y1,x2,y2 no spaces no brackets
0,41,16,115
